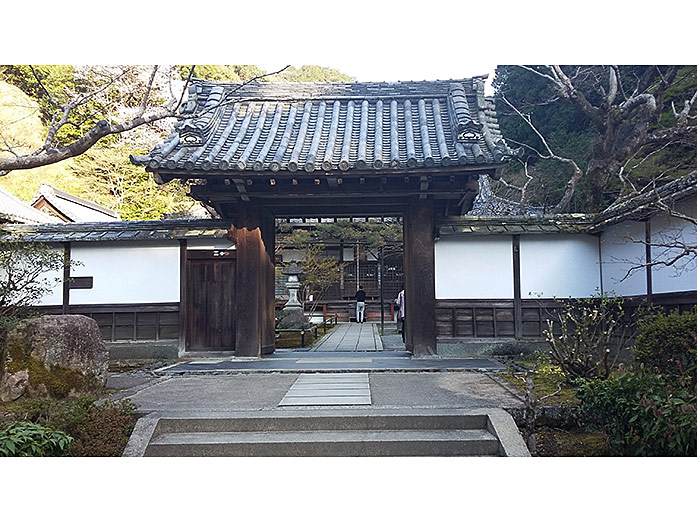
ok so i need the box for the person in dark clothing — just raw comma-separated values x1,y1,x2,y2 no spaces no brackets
354,285,366,323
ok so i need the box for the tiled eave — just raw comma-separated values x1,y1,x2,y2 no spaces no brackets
0,219,232,243
437,215,596,235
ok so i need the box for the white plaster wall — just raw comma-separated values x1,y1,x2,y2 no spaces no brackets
435,235,513,299
520,234,600,298
69,241,180,304
186,238,236,250
27,245,64,307
343,248,355,261
650,198,697,294
600,220,647,296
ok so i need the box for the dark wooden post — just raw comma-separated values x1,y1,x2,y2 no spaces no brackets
261,210,276,355
645,220,653,305
403,198,437,357
512,235,522,339
62,242,71,314
179,239,188,352
234,203,264,357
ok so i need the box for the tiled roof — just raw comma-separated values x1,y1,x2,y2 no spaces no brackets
590,170,697,232
0,219,231,243
0,186,61,224
131,77,519,174
438,215,595,235
30,184,120,222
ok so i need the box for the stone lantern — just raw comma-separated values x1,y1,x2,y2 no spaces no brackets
280,261,308,328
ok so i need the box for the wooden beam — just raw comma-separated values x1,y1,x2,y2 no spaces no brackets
232,178,250,201
419,176,429,199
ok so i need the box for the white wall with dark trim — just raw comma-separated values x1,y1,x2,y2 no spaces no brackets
520,234,600,299
435,235,514,299
650,199,697,294
69,241,180,305
599,220,647,296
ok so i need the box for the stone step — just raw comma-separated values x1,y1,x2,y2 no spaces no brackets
125,409,531,457
145,428,500,457
154,411,490,434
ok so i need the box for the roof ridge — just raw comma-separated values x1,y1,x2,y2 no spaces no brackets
32,184,120,219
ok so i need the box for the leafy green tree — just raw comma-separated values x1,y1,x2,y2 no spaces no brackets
275,65,354,82
175,65,267,82
70,142,197,221
276,220,402,254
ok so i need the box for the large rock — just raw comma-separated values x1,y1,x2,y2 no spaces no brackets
0,315,109,401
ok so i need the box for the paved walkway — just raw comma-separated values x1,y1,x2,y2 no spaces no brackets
154,350,505,373
310,322,384,352
108,371,523,415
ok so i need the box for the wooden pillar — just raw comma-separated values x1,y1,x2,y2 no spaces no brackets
234,203,267,357
645,220,653,305
512,235,522,339
62,242,71,314
260,210,276,355
403,198,437,357
178,239,188,352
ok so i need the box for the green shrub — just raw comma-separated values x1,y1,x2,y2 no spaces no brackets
633,308,697,377
575,370,697,456
66,399,136,457
0,421,72,457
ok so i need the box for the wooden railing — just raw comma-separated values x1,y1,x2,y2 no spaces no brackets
275,314,339,346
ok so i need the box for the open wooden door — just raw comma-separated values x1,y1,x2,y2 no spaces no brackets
185,250,236,351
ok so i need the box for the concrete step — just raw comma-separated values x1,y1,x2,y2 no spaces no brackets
125,409,531,457
145,428,499,457
154,411,490,434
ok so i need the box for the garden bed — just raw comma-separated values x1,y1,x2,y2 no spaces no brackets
0,393,136,457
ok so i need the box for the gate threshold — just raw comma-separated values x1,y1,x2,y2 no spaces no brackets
156,350,506,374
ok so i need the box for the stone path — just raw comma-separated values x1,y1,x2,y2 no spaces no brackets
310,322,383,352
278,373,371,406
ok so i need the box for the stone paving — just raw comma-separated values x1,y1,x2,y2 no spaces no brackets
109,371,522,415
278,373,371,406
310,322,384,352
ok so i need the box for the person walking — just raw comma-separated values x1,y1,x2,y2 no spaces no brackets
354,285,366,323
395,289,405,343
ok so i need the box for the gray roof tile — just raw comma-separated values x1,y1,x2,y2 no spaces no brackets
132,78,518,175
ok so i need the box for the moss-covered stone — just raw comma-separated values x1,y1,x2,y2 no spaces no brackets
0,315,108,401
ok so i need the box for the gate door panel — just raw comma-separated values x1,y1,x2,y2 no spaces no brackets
186,250,236,351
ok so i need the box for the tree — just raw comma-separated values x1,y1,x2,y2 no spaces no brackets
298,244,343,316
0,65,289,175
70,142,197,221
494,66,697,213
0,239,65,332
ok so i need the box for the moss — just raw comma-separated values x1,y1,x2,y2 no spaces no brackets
3,342,96,399
500,365,579,406
535,427,608,457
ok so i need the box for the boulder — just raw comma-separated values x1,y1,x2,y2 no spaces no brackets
0,315,109,401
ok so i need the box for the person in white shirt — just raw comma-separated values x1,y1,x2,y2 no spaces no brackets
395,289,405,343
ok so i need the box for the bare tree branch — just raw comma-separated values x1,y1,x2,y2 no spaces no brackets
0,64,291,175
